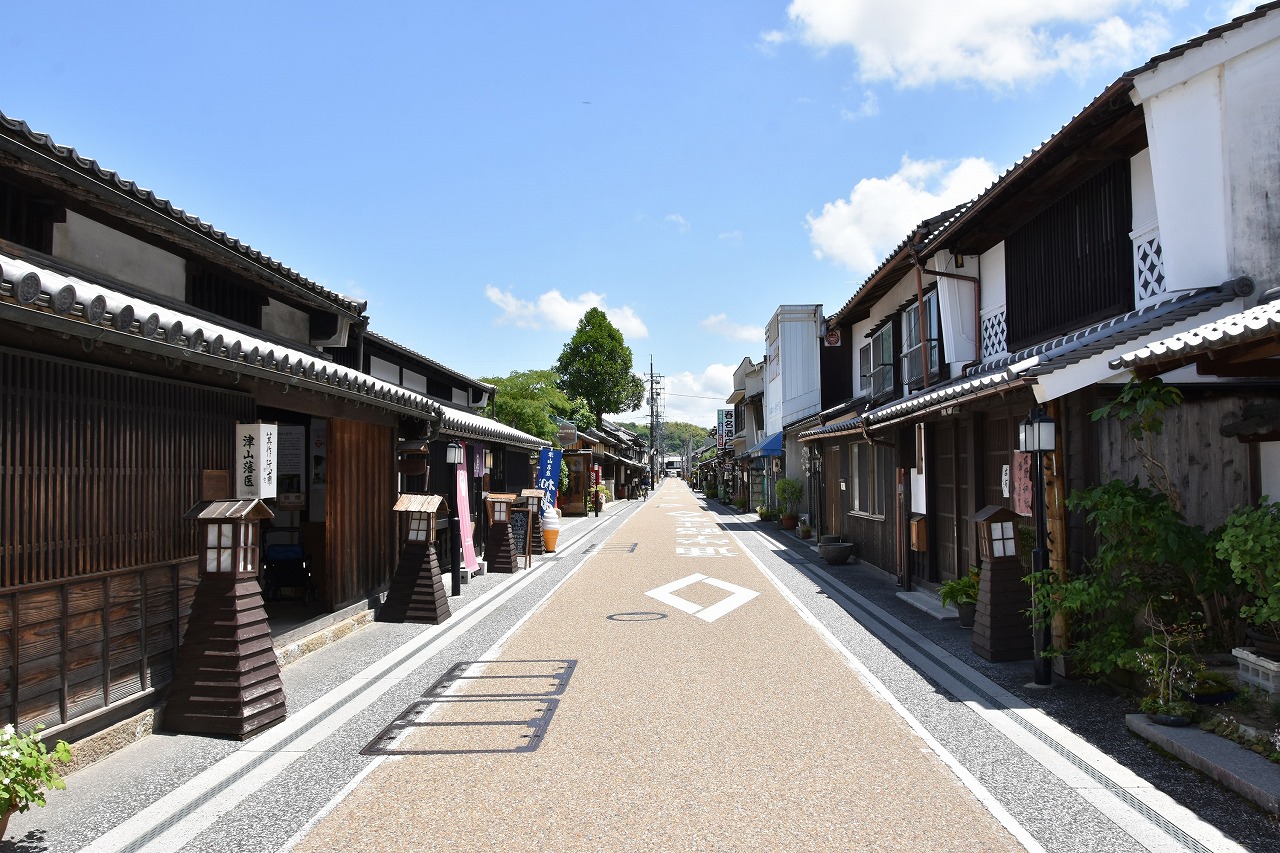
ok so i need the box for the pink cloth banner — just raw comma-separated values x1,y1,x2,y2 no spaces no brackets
456,464,480,574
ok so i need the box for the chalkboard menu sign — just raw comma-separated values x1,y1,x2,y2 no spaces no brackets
509,506,532,557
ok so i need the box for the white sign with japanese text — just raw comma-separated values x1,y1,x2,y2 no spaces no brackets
236,423,278,500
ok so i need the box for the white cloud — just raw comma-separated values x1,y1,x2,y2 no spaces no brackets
485,286,649,338
783,0,1175,89
806,155,998,274
839,90,879,120
661,364,737,427
718,230,743,242
700,314,765,343
665,213,691,233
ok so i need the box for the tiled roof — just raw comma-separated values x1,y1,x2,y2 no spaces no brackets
0,250,436,418
1125,1,1280,77
0,111,366,317
1110,295,1280,371
801,280,1248,438
364,330,495,392
436,404,549,449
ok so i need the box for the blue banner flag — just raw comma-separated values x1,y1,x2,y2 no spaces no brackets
536,448,562,517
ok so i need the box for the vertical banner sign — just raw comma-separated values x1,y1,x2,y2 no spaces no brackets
723,409,735,444
309,418,328,523
455,463,480,574
236,423,277,500
717,410,726,449
277,425,306,510
536,448,563,517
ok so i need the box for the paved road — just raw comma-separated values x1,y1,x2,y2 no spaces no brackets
3,479,1262,852
292,481,1025,852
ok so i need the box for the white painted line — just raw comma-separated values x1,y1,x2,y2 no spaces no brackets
693,577,760,623
644,574,707,615
739,526,1246,853
727,527,1047,853
85,563,556,853
644,574,759,622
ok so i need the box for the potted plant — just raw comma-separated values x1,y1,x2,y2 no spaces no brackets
776,477,804,530
1122,605,1203,725
939,567,980,628
0,724,72,838
1215,499,1280,657
799,522,812,540
817,535,854,565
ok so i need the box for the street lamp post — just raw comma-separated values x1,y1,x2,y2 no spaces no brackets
446,441,465,596
1019,406,1056,687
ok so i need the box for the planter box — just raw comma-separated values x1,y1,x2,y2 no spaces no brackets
1234,647,1280,694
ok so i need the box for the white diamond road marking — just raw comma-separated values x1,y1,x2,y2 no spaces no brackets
645,573,759,622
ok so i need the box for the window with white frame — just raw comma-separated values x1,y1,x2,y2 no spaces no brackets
850,442,891,518
870,325,894,397
858,343,872,394
901,290,940,389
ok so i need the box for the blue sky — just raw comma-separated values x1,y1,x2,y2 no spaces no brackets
3,1,1255,426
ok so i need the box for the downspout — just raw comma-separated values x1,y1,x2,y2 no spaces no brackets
907,233,931,391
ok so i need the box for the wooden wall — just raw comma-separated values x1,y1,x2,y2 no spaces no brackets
0,351,253,730
325,418,397,607
1090,388,1274,532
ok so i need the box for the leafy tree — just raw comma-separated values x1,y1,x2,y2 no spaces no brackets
481,369,569,444
555,308,644,427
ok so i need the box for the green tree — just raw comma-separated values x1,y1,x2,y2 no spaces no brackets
555,308,644,427
481,369,571,444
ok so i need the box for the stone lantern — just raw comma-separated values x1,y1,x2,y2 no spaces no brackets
165,497,287,738
380,493,452,625
484,493,518,572
971,505,1033,662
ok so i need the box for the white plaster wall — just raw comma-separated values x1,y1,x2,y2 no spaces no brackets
780,308,821,427
1260,442,1280,502
369,356,399,384
1140,67,1229,292
935,254,977,368
52,210,185,299
262,298,311,345
979,245,1006,314
1223,37,1280,295
1130,149,1157,233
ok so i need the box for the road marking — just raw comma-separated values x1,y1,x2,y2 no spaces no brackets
644,573,759,622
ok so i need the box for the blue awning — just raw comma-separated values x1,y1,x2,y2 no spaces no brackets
747,431,783,457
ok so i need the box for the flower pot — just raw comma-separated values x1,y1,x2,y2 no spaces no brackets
818,542,852,566
956,602,976,628
1245,625,1280,659
1146,713,1192,727
781,515,798,530
0,808,9,841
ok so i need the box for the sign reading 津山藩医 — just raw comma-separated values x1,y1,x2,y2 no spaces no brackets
236,423,277,500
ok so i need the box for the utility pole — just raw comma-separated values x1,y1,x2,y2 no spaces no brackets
648,355,663,484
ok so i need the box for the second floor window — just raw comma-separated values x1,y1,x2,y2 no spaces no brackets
870,325,894,397
901,290,940,390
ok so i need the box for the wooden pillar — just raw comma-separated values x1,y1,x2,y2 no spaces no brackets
1045,399,1070,674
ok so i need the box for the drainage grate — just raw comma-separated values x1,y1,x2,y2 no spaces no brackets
362,660,577,756
582,542,638,554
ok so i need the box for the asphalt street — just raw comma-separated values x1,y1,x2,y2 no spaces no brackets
3,479,1275,852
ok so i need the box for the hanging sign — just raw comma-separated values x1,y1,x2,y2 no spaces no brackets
276,425,306,510
456,463,480,574
235,423,277,500
536,448,563,517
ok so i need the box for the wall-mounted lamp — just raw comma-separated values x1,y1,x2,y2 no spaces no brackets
446,441,465,466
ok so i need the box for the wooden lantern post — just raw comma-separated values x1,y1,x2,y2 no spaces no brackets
521,488,545,558
165,498,287,738
380,493,452,624
484,493,518,573
970,505,1033,663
